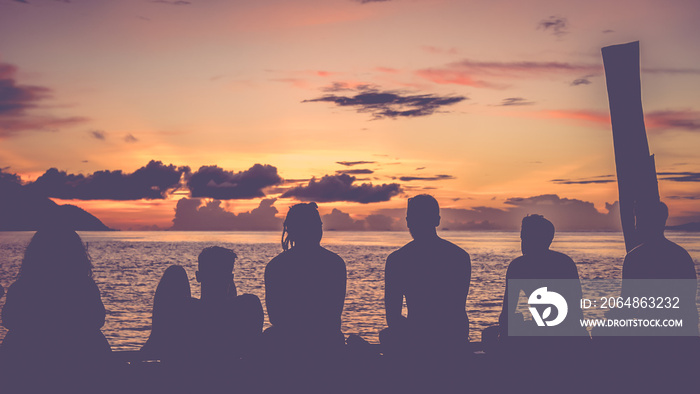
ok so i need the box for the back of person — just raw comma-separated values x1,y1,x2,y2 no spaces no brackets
265,203,347,351
141,265,196,362
265,247,345,343
0,229,111,393
618,202,699,337
189,246,263,365
391,238,470,343
383,195,471,359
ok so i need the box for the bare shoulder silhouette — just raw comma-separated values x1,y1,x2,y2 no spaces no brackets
264,203,347,351
382,194,471,357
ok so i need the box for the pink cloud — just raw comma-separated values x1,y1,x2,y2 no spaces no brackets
416,59,602,88
539,109,609,125
528,109,700,133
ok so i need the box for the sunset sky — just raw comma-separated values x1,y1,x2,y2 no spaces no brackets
1,0,699,231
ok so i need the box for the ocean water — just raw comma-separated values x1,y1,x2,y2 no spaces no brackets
0,230,699,351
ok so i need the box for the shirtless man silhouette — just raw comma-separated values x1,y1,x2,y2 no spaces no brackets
382,194,471,357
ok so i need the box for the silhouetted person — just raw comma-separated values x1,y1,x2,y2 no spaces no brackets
264,202,347,353
624,201,698,277
186,246,263,393
498,214,585,337
621,202,698,334
488,215,588,393
263,203,347,393
381,195,471,360
598,202,698,390
141,265,196,361
0,229,111,393
191,247,263,361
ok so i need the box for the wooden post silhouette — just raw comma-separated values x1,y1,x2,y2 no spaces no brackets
602,41,660,252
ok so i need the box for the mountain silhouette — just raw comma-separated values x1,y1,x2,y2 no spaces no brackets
0,181,110,231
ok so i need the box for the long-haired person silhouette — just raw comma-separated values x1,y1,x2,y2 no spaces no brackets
0,228,111,393
264,202,347,353
141,264,196,361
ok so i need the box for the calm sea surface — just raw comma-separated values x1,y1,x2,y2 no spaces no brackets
1,230,699,351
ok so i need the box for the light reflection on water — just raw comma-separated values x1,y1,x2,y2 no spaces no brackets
1,231,698,351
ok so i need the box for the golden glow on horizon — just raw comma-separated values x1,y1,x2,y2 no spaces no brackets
2,0,699,229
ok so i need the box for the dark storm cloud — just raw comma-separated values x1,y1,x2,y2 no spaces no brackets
281,174,401,203
304,89,466,119
187,164,283,199
26,160,189,200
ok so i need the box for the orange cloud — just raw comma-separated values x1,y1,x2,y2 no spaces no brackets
538,109,610,125
415,68,502,88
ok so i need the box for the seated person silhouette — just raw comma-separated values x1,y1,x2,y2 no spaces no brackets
141,264,197,362
189,247,264,366
496,215,586,339
380,194,471,359
486,215,589,392
619,201,698,336
0,228,111,393
264,202,347,356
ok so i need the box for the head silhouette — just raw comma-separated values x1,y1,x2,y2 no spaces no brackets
19,228,93,281
282,202,323,251
520,214,555,255
196,246,236,300
406,194,440,240
154,265,191,308
152,265,191,330
635,200,668,242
